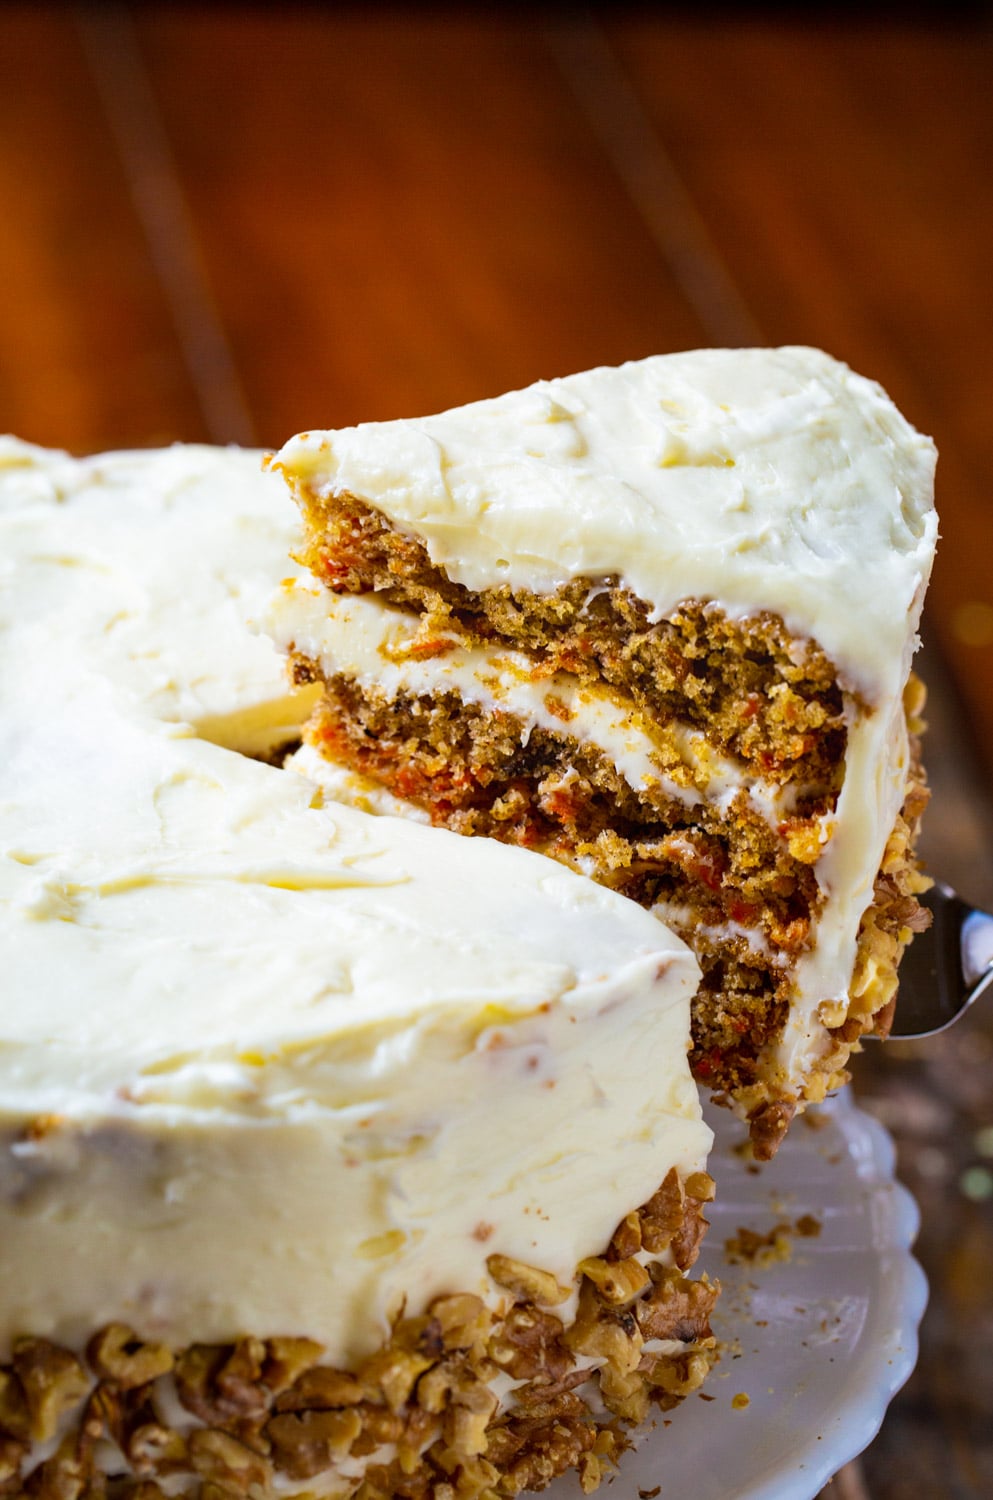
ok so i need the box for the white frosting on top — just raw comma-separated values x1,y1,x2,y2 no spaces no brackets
0,437,708,1362
272,346,937,703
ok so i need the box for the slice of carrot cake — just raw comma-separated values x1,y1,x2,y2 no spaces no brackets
0,437,717,1499
265,346,938,1158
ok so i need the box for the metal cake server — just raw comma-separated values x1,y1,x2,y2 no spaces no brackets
883,881,993,1039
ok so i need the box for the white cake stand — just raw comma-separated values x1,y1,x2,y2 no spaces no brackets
547,1090,927,1500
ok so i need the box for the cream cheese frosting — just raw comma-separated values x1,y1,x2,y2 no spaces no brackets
0,437,710,1364
270,346,937,706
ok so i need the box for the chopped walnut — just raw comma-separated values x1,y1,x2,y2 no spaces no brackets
19,1440,81,1497
358,1346,434,1413
501,1391,598,1494
396,1403,441,1474
416,1360,458,1416
188,1427,272,1491
488,1304,571,1384
390,1312,445,1361
75,1386,116,1474
577,1256,650,1307
483,1422,525,1468
261,1336,324,1398
86,1324,174,1390
266,1406,362,1481
75,1381,122,1463
579,1450,603,1493
173,1344,228,1425
563,1284,648,1420
126,1416,188,1476
0,1432,27,1491
174,1341,268,1426
88,1380,189,1480
486,1254,571,1306
354,1459,418,1500
443,1400,493,1458
633,1167,711,1270
11,1339,89,1445
347,1402,404,1458
724,1223,794,1267
211,1337,268,1419
598,1364,650,1424
416,1354,498,1451
608,1211,642,1261
670,1194,710,1272
565,1282,643,1374
429,1294,493,1358
0,1370,30,1444
274,1364,364,1412
641,1349,712,1400
685,1171,716,1203
433,1449,501,1500
636,1266,719,1343
747,1099,797,1161
638,1168,685,1253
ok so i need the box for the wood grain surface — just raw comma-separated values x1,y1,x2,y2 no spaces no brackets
2,4,992,1495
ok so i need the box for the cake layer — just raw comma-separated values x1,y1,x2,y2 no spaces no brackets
268,347,937,1153
0,438,716,1497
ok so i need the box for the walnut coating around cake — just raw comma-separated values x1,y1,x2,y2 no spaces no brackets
0,1172,717,1499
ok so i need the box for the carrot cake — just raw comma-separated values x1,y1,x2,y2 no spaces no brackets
0,438,717,1499
265,346,938,1159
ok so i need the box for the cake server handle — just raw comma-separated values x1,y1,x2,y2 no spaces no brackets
881,880,993,1039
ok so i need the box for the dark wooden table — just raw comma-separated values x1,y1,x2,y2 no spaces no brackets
3,5,992,1495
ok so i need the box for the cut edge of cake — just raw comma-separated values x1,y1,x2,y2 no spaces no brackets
264,346,938,1158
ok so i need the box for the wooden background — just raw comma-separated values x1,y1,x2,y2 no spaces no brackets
2,4,992,1495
